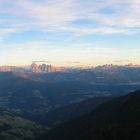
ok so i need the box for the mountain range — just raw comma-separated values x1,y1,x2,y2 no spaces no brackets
0,66,140,139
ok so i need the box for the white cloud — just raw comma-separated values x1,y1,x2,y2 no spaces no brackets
0,0,140,36
1,41,53,51
0,28,18,36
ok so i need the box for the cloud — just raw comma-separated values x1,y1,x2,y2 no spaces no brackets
113,60,131,63
0,0,140,36
0,28,16,36
0,41,53,51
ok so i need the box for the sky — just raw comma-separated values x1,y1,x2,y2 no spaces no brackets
0,0,140,67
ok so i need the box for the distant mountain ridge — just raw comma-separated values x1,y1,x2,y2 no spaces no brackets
0,63,140,73
0,63,65,73
0,65,26,72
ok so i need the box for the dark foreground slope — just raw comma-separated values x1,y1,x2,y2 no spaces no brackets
36,90,140,140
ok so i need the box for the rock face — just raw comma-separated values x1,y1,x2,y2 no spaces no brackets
31,63,53,73
30,62,62,73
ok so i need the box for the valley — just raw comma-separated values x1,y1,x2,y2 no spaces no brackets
0,65,140,139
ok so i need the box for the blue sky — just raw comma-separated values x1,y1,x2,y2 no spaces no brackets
0,0,140,66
